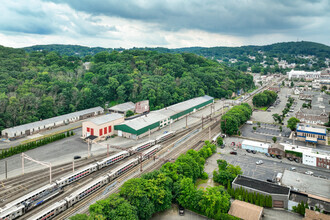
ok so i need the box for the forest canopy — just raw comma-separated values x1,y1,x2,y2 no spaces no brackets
0,46,254,132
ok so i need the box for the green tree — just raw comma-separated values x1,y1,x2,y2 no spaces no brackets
217,136,223,146
287,117,300,131
125,110,134,117
272,137,277,143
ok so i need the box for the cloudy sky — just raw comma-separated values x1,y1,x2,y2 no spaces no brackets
1,0,329,48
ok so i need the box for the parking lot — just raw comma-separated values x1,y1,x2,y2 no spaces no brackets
205,136,330,182
241,122,291,139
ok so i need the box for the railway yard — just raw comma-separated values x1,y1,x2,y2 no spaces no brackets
0,81,274,220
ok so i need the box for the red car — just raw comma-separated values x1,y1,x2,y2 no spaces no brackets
230,151,237,155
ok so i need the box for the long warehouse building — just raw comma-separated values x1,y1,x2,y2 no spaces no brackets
115,95,214,139
1,107,104,139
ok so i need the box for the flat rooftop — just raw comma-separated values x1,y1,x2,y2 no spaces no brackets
109,102,135,112
242,140,270,149
89,113,124,125
233,175,290,195
281,170,330,199
297,123,326,135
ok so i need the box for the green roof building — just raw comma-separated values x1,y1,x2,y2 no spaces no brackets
115,95,214,139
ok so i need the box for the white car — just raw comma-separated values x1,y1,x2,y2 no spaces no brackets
305,171,313,175
256,160,263,165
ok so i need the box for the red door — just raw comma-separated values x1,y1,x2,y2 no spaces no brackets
91,128,94,136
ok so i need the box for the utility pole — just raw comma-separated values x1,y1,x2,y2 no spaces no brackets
5,161,7,179
21,153,52,183
202,116,204,129
186,115,188,128
72,160,75,172
209,126,211,140
148,129,151,140
87,139,91,158
107,144,110,157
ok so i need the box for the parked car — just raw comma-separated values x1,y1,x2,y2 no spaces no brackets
74,155,81,160
294,158,299,163
290,167,296,171
246,149,251,153
220,145,225,149
230,151,237,155
271,154,276,158
265,153,270,157
252,150,257,154
288,157,293,161
266,179,274,183
256,160,263,165
276,155,282,159
305,171,313,175
179,205,184,216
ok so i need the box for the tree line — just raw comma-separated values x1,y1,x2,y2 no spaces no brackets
0,45,254,133
70,141,239,220
220,103,253,136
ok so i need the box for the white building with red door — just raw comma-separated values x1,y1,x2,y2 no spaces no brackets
82,113,124,141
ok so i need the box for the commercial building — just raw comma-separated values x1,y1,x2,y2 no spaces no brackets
268,86,280,93
228,200,263,220
287,70,321,80
1,107,104,140
82,113,124,141
282,143,330,169
296,123,328,145
282,170,330,201
268,143,285,157
108,102,135,115
115,95,214,139
241,140,270,153
232,175,290,208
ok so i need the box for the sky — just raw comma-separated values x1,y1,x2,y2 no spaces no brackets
0,0,329,49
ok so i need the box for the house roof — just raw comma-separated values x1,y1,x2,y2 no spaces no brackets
234,175,290,195
303,209,330,220
89,113,123,125
228,200,263,220
109,102,135,112
297,123,326,135
2,107,104,134
270,143,284,151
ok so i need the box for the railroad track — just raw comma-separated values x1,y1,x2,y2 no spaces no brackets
56,116,221,219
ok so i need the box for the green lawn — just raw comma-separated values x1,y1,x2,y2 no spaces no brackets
256,106,268,111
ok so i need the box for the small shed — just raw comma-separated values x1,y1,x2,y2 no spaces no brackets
228,200,263,220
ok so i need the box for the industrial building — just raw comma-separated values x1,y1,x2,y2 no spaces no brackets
1,107,104,140
241,140,270,153
82,113,124,141
108,102,135,115
114,95,214,139
232,175,290,208
296,123,328,145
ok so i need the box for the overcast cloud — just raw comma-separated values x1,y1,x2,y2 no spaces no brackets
0,0,329,48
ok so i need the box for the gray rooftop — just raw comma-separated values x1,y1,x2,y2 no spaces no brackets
120,112,167,130
155,95,214,117
120,95,214,131
109,102,135,112
89,113,124,125
282,170,330,199
2,107,104,134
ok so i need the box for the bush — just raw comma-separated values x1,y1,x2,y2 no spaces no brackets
201,172,209,180
217,136,223,146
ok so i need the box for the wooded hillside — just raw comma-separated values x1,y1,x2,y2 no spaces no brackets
0,46,254,132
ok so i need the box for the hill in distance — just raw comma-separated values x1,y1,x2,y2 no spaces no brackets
22,41,330,58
